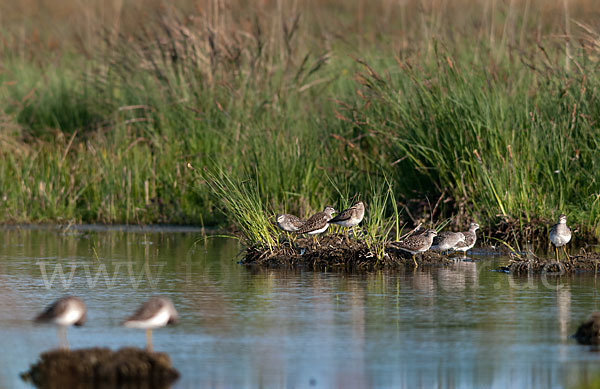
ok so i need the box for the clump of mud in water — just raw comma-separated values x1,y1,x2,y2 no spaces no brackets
242,234,455,270
574,313,600,345
505,253,600,274
21,347,179,388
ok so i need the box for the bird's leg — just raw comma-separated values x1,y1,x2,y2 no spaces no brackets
412,254,418,268
56,326,61,348
57,326,68,350
146,329,153,352
555,246,559,262
563,246,571,263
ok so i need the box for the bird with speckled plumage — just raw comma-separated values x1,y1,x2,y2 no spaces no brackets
549,214,571,262
295,206,336,246
453,223,480,257
276,214,305,232
329,201,365,241
431,231,465,255
392,229,438,267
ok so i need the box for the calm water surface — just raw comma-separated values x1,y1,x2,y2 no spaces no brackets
1,227,600,388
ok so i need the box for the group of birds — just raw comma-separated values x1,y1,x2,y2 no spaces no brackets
276,200,574,266
276,201,365,242
35,296,178,351
391,222,480,267
275,200,481,267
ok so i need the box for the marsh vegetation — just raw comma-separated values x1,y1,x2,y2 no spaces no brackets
1,0,600,245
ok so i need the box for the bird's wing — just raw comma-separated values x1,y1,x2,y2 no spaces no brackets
35,299,68,322
124,298,165,322
296,213,326,233
330,209,352,223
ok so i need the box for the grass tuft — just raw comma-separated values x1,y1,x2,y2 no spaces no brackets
202,167,279,250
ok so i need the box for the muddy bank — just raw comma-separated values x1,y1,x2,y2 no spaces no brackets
503,253,600,274
242,235,456,270
21,347,179,389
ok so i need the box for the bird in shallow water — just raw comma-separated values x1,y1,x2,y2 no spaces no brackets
328,201,365,242
275,214,305,232
549,214,571,262
391,229,438,267
295,206,336,246
123,297,178,352
430,231,466,255
35,296,86,350
453,223,480,257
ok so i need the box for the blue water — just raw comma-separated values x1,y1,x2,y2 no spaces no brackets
1,227,599,388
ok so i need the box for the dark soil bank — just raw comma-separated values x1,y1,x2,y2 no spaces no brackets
21,347,179,389
242,235,455,271
505,253,600,274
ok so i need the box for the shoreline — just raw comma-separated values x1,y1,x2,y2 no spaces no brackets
243,235,467,271
0,223,212,234
241,234,600,274
3,224,598,274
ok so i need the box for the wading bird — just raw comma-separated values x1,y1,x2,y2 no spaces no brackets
123,297,178,352
453,223,480,257
295,206,336,246
392,229,438,267
276,214,305,232
549,214,571,262
329,201,365,242
35,296,86,350
430,231,466,255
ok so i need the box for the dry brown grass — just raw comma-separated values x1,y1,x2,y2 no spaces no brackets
2,0,600,59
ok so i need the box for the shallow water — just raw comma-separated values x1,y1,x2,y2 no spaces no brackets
1,228,600,389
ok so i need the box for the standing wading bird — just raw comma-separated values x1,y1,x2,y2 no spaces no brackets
391,229,438,267
453,222,480,257
35,296,86,350
430,231,466,255
123,297,178,352
329,201,365,242
549,214,572,262
295,206,336,246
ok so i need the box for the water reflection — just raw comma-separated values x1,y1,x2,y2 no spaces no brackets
0,228,599,388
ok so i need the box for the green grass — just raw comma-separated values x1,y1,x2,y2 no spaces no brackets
202,167,279,250
343,45,600,238
1,3,600,245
